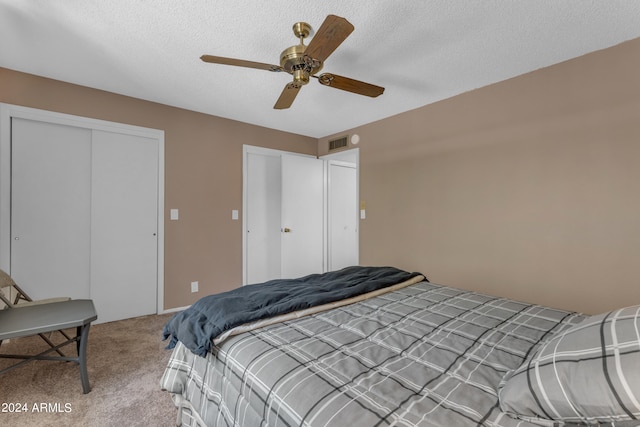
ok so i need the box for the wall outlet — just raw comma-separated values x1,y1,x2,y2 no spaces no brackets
191,281,199,293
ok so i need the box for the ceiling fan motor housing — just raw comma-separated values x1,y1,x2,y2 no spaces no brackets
280,22,323,85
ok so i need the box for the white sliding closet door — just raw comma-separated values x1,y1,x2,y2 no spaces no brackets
90,131,158,323
11,118,92,300
3,106,163,324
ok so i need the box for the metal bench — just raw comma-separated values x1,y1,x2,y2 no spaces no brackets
0,299,98,393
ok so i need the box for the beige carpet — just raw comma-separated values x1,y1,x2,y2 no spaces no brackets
0,312,178,426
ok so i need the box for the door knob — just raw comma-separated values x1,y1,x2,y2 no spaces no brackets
283,228,291,233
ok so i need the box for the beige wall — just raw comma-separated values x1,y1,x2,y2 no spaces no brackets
3,36,639,316
320,37,640,315
0,67,316,309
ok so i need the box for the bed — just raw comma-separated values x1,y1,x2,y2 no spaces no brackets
160,266,640,427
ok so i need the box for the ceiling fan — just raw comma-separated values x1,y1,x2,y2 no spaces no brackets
200,15,385,109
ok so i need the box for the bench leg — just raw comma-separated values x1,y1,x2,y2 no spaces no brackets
77,323,92,394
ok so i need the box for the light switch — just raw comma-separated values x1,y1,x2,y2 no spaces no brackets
360,209,366,219
232,210,239,220
170,209,179,220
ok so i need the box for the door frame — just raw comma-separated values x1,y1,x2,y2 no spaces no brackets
0,103,165,314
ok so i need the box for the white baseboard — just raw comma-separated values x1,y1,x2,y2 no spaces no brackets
160,305,190,315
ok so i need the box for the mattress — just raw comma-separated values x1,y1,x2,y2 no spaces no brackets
161,279,586,427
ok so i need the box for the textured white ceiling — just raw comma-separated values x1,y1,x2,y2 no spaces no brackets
2,1,640,138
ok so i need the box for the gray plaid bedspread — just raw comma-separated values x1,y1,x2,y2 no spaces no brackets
161,281,584,427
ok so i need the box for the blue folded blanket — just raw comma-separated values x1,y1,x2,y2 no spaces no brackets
162,266,424,357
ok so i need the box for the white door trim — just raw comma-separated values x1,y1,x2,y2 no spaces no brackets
0,103,165,315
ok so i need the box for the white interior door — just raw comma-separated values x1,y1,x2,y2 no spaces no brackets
281,154,324,279
90,130,158,323
245,152,282,284
328,161,358,270
10,118,92,300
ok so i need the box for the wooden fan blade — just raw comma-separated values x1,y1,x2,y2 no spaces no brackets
304,15,354,64
316,73,384,97
200,55,283,72
274,83,302,109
